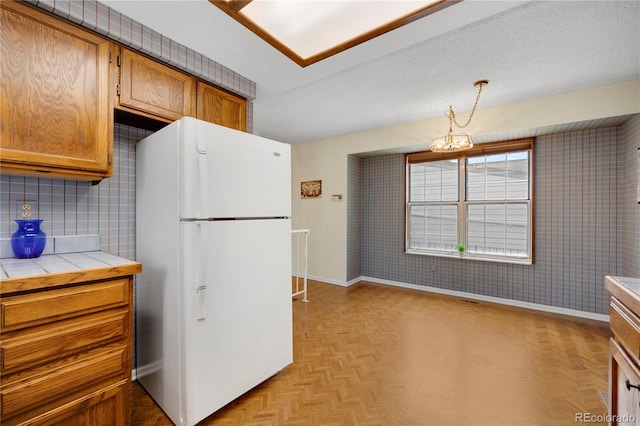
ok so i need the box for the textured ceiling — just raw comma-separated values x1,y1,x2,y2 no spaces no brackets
103,0,639,145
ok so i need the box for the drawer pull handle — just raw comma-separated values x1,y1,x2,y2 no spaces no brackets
626,380,640,391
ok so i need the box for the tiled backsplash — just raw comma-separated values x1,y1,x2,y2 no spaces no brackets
0,123,149,261
0,234,101,259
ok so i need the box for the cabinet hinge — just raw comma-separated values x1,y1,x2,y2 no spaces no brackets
117,55,121,67
116,84,120,97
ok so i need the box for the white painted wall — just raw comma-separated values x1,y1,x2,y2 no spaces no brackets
291,79,640,284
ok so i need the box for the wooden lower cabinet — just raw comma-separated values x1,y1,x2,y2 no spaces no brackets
37,380,128,425
607,276,640,425
0,272,138,425
611,338,640,425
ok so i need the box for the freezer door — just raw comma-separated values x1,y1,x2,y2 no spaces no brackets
180,219,292,425
178,117,291,219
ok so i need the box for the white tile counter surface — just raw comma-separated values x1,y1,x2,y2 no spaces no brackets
0,251,138,281
605,275,640,315
606,276,640,295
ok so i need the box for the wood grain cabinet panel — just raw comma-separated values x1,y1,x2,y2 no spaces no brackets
0,271,137,426
0,0,114,181
611,297,640,363
610,338,640,425
1,347,126,419
197,81,247,131
31,379,128,425
117,47,196,122
1,310,128,373
1,279,129,331
607,278,640,425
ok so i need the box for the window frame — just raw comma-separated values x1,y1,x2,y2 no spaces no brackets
405,138,535,265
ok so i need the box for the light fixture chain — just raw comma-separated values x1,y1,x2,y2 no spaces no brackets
451,82,486,129
430,80,488,153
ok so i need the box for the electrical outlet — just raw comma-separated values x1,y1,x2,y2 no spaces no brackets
22,203,32,218
14,199,37,219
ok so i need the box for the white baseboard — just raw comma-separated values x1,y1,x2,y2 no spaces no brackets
359,276,609,322
300,274,352,287
294,273,609,322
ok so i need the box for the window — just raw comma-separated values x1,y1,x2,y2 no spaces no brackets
406,139,534,264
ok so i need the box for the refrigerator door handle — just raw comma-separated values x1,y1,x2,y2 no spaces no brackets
196,285,207,321
195,222,207,320
196,140,209,218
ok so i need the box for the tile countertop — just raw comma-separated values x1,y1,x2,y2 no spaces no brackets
605,275,640,315
1,251,141,295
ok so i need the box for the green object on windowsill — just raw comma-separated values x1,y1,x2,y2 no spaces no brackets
457,243,466,253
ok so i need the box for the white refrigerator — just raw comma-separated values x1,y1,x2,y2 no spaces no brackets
135,117,292,426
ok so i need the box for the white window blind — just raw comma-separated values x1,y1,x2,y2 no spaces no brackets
406,139,534,264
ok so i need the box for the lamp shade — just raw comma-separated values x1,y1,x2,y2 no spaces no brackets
430,133,474,152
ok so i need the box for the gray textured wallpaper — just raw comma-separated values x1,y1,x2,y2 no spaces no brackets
348,116,640,315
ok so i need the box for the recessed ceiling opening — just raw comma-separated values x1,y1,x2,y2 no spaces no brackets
210,0,460,67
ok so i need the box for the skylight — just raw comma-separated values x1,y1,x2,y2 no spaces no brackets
210,0,458,67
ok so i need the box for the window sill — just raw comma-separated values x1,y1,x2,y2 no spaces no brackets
406,249,533,265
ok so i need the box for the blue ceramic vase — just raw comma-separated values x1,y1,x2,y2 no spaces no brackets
11,219,46,259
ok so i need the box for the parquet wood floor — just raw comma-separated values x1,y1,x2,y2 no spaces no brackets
132,280,611,425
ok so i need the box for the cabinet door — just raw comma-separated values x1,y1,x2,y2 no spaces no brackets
197,81,247,131
118,48,196,122
0,1,113,179
610,338,640,425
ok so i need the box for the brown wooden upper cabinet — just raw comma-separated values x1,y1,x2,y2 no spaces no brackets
116,48,196,122
0,0,114,181
197,81,247,132
0,2,249,182
116,49,246,131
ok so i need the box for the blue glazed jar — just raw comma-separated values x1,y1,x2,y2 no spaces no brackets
11,219,46,259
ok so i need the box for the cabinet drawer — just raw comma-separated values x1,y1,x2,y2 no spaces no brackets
16,379,129,426
1,347,127,419
1,310,128,373
611,296,640,363
1,279,129,331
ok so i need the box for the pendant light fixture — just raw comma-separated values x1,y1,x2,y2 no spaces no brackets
430,80,489,152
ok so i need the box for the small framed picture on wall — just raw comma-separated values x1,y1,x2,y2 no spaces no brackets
301,180,322,198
